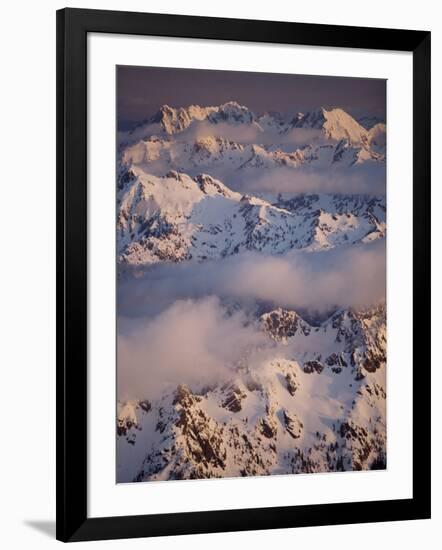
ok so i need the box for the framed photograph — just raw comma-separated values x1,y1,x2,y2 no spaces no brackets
56,8,431,542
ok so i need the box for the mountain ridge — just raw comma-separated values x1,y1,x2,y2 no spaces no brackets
121,102,386,153
117,303,386,481
117,167,386,266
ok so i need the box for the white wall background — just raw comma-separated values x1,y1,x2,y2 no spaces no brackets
0,1,439,548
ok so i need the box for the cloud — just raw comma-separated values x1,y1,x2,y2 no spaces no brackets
180,120,325,149
117,296,266,400
181,120,264,145
117,243,386,400
276,127,326,147
228,163,386,196
118,241,386,319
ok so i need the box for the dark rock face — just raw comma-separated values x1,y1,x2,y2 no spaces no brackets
172,385,227,472
138,399,151,413
340,421,359,439
221,384,247,413
117,168,136,191
337,420,381,471
354,368,365,381
331,306,386,377
325,352,347,367
325,352,339,366
173,384,193,407
117,423,128,437
195,173,230,197
332,139,348,163
285,372,299,395
283,410,303,439
260,418,277,439
362,352,383,373
175,407,226,469
261,308,311,341
117,413,136,437
303,360,324,374
293,109,326,129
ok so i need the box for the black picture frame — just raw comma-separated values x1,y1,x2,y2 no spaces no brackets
56,7,431,542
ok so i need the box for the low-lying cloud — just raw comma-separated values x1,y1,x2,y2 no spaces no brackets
117,242,386,400
118,241,386,320
117,296,266,400
180,120,325,149
227,163,386,196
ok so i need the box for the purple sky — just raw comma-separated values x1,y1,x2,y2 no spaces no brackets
117,65,386,131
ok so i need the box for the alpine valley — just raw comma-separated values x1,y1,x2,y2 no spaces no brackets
116,102,387,482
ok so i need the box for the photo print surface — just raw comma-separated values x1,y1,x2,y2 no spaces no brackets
116,66,387,483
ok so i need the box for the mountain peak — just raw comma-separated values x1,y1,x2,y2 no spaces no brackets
220,100,244,109
261,308,311,341
292,107,327,129
149,104,218,134
209,101,256,124
194,173,239,198
293,107,369,146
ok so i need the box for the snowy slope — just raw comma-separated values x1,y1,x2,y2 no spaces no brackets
117,166,386,265
117,305,386,481
292,108,368,145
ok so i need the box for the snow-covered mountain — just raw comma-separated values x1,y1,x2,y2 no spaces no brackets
117,167,385,265
121,135,384,182
117,304,386,481
124,101,261,142
290,107,368,146
120,103,386,167
122,136,307,171
116,101,387,482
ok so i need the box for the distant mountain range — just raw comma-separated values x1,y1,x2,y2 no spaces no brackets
120,103,386,165
123,102,385,143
